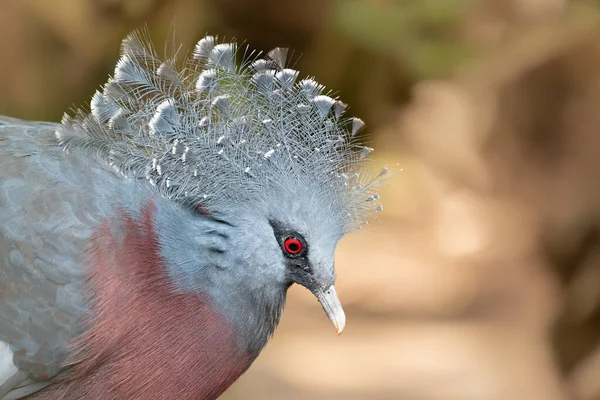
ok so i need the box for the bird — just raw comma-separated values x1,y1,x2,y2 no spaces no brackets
0,31,386,399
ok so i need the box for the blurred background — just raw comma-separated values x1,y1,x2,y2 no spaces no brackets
1,0,599,398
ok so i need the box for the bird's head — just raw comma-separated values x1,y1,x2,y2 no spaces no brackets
57,32,386,350
222,178,350,334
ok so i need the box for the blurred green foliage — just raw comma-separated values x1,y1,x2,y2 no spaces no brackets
333,0,475,79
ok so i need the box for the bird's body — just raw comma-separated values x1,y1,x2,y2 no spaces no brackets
0,33,384,399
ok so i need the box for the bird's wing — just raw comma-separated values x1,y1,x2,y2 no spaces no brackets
0,116,107,398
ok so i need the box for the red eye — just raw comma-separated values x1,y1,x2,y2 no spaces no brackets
284,237,303,255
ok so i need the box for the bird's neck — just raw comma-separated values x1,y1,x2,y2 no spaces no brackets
67,202,255,400
153,200,288,354
213,278,287,353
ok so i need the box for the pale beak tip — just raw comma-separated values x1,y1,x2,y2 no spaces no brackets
335,310,346,335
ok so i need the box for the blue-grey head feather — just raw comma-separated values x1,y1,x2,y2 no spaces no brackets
55,32,384,232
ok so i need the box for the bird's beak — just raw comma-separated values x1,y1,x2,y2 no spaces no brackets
316,285,346,334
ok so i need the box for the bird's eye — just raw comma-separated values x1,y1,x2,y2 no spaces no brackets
283,237,303,255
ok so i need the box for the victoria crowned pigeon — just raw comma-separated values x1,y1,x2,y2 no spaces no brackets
0,32,386,399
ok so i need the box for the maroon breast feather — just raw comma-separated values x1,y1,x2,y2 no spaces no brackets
30,202,252,400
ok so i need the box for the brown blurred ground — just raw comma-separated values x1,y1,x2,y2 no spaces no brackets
1,0,599,399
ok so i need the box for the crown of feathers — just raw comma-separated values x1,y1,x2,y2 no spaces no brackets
56,32,386,231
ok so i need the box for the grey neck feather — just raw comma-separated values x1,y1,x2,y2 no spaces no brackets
154,199,285,353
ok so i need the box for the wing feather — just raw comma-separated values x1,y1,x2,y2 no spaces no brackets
0,116,121,398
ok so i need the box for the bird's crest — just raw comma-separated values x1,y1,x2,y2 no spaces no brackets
56,31,386,231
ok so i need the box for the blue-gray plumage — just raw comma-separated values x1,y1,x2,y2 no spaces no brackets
0,32,385,399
